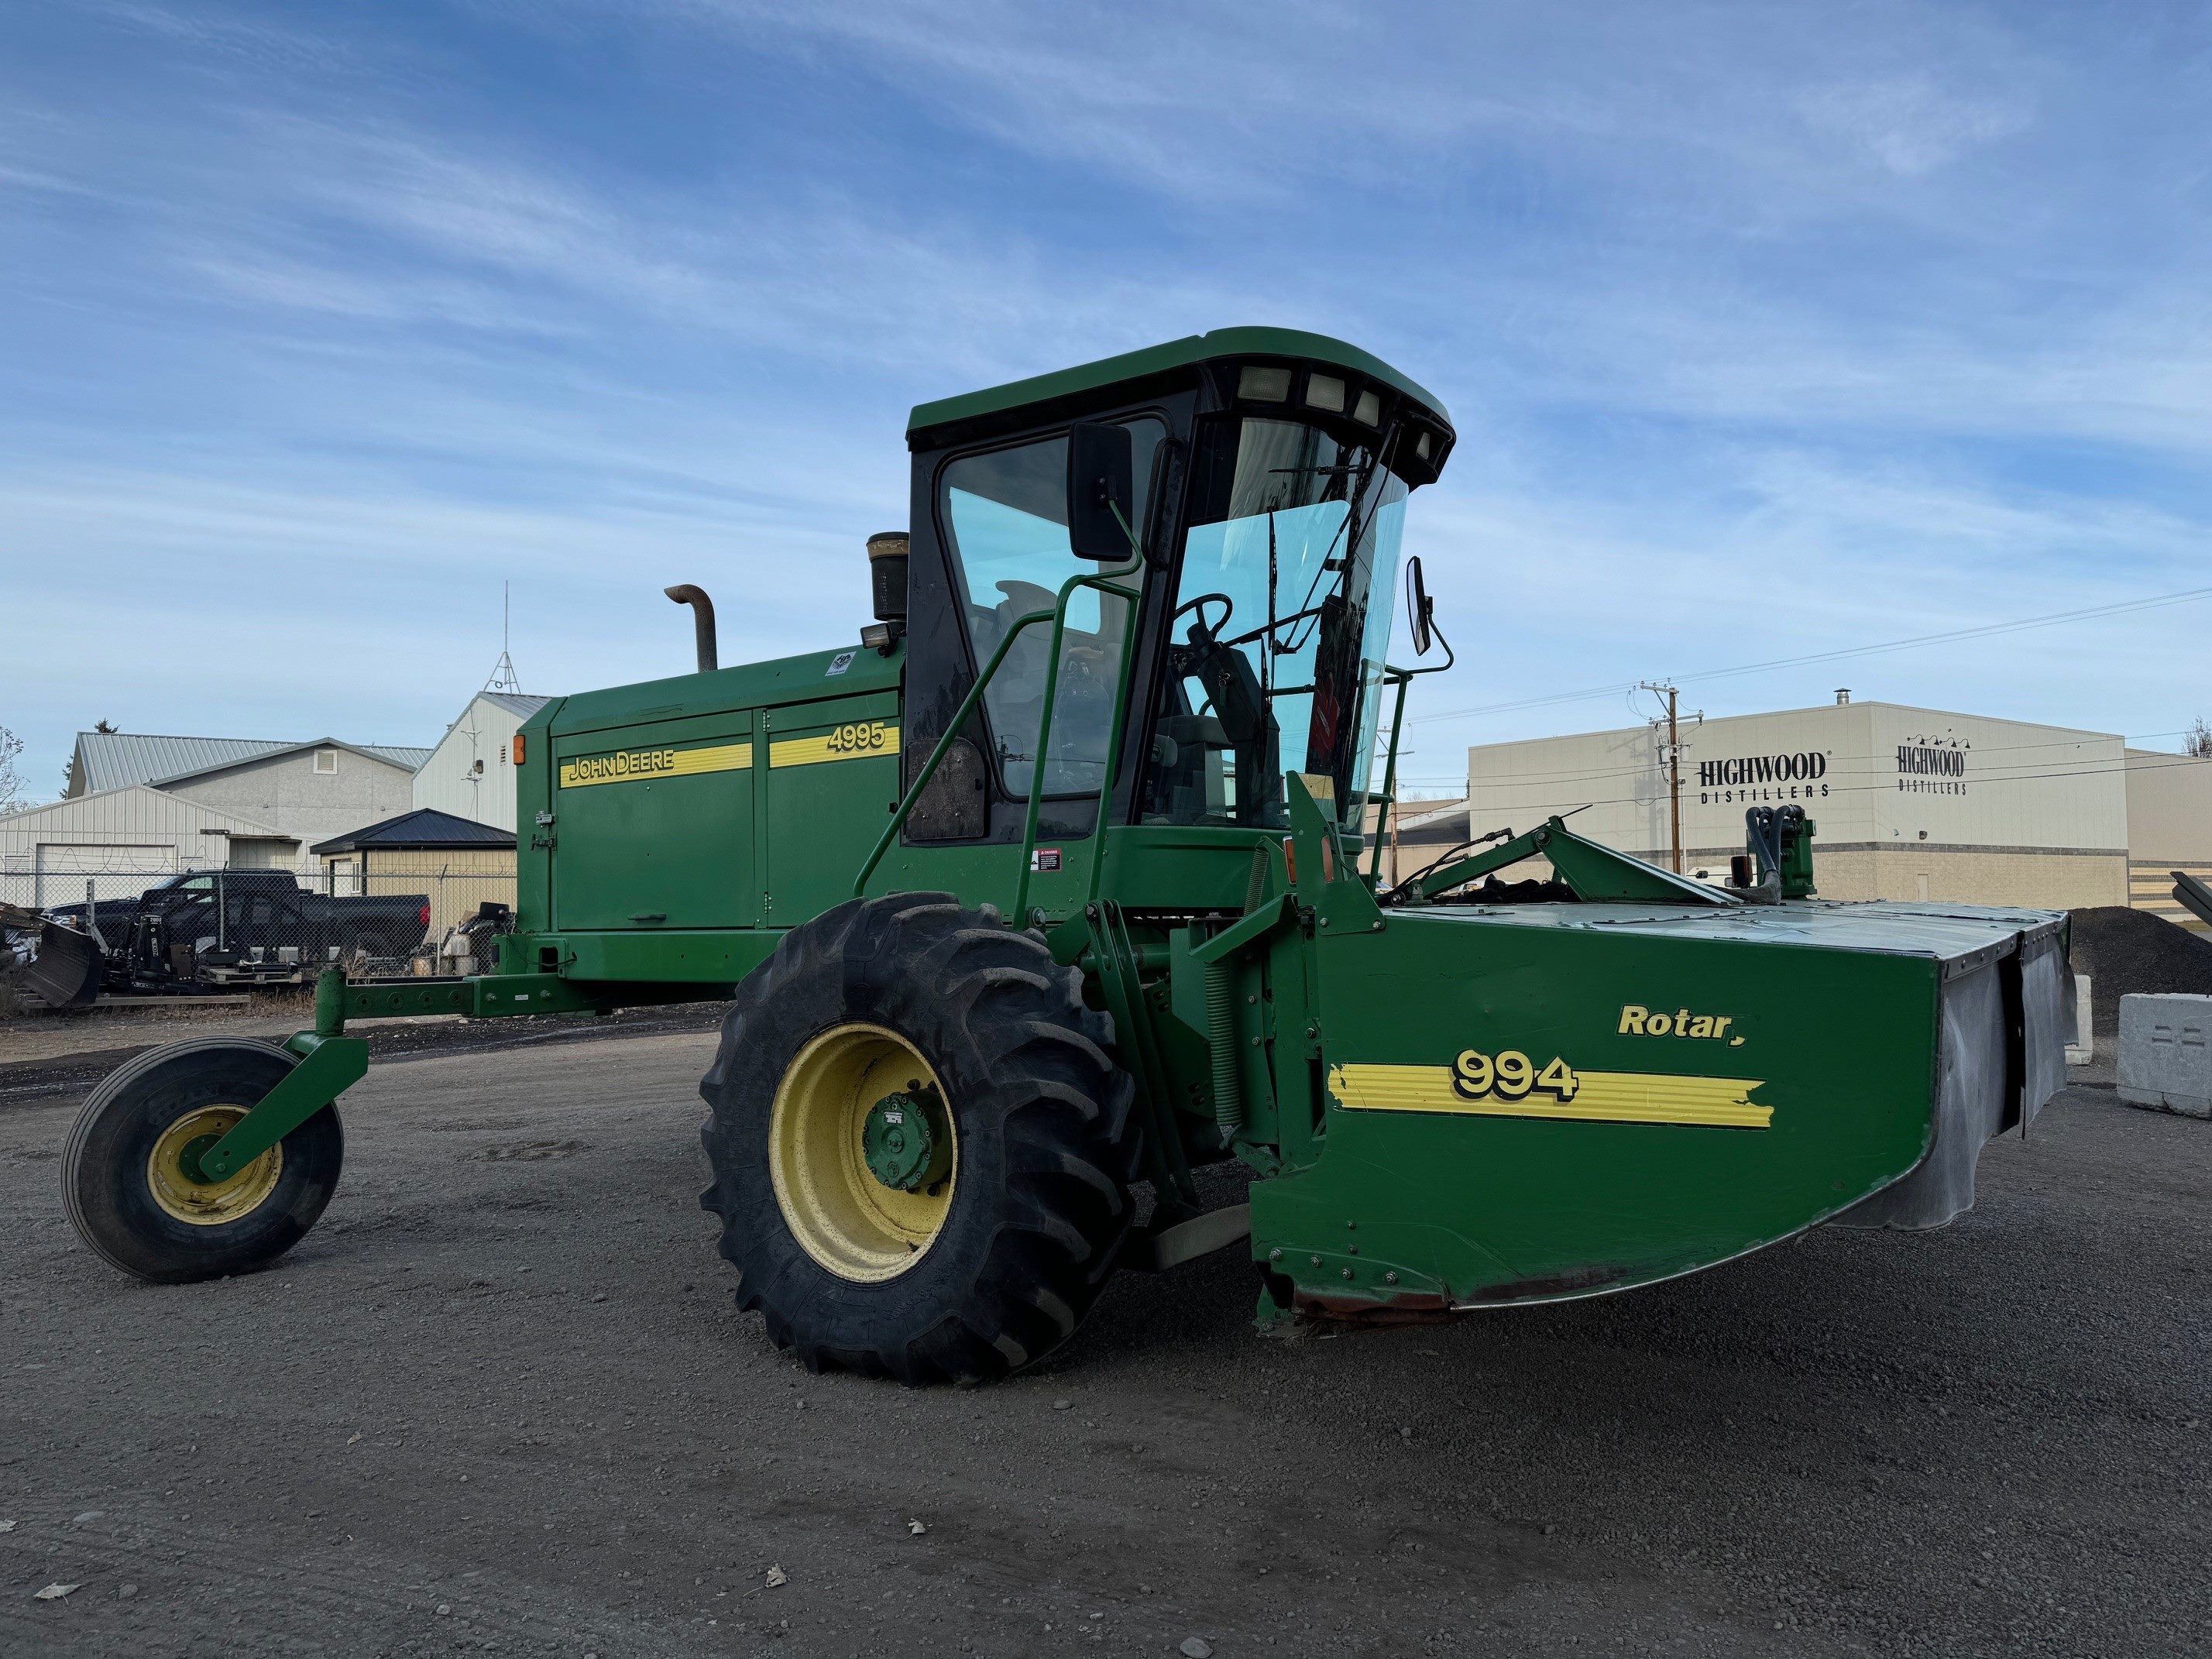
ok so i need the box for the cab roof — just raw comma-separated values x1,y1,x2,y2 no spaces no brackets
907,326,1452,442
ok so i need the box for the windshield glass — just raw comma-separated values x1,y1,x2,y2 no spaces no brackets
1142,417,1407,828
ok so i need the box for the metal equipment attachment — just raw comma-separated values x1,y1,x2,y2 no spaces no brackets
10,905,101,1009
1741,805,1817,901
2173,869,2212,930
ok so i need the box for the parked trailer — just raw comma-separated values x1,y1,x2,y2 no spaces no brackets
60,329,2070,1381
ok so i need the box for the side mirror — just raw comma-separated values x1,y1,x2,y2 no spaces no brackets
1066,422,1136,560
1406,555,1436,656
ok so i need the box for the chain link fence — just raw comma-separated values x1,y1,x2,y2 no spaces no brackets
2,863,517,996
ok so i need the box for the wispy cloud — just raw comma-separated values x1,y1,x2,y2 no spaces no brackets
2,0,2208,795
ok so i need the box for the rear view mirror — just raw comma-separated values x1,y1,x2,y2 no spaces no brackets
1406,555,1436,655
1066,423,1136,560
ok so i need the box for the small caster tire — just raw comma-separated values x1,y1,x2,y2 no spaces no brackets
63,1037,345,1283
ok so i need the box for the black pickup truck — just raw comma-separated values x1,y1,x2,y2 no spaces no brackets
47,870,431,993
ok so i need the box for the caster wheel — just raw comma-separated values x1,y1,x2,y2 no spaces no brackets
64,1038,345,1283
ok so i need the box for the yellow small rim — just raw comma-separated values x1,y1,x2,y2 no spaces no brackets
146,1106,284,1227
768,1023,956,1283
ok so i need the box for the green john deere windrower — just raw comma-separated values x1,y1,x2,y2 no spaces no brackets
62,328,2073,1382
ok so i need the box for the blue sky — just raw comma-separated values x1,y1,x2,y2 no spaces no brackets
4,1,2209,799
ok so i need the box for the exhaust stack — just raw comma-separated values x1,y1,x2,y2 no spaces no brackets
664,585,717,673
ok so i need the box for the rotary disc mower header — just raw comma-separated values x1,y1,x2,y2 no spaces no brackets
63,328,2072,1382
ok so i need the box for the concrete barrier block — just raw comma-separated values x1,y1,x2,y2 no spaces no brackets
2066,973,2093,1066
2118,993,2212,1119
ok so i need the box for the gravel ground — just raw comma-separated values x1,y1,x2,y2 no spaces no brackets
1,1032,2206,1658
2066,908,2212,1041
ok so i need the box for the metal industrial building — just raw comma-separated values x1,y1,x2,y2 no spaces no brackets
1455,697,2193,911
1,732,432,902
410,691,555,832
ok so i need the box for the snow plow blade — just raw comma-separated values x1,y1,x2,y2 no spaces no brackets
27,921,103,1009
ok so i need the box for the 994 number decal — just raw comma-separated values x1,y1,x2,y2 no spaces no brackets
1452,1048,1580,1104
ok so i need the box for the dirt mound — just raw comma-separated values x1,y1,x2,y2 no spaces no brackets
2066,906,2212,1037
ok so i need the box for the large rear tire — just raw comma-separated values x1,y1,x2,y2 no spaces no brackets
63,1038,345,1283
699,893,1139,1384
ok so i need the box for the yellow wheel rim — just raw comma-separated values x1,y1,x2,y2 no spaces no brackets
769,1023,956,1283
146,1106,283,1227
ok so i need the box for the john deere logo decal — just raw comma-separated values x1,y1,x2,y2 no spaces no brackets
558,741,751,788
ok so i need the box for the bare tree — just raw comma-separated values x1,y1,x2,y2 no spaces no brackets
0,724,27,814
2188,717,2212,759
57,719,117,797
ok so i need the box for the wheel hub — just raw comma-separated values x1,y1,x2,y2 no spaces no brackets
860,1087,950,1194
768,1024,959,1283
146,1105,284,1226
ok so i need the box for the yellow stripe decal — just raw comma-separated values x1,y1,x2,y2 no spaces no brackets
1328,1063,1771,1130
771,720,901,768
558,740,751,789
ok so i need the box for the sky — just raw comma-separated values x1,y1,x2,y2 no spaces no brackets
3,0,2210,802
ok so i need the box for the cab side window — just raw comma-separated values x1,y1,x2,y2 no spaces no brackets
937,420,1162,800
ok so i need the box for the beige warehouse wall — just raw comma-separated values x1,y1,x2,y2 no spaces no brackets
2124,748,2212,863
1808,848,2127,908
1863,706,2124,853
1471,702,2128,897
1472,704,2128,850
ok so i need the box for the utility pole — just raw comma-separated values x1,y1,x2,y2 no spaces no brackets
1640,681,1683,872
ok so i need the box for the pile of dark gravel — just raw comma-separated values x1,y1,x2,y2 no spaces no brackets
2066,905,2212,1037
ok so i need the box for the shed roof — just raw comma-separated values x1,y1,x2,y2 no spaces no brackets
74,731,434,794
311,808,517,856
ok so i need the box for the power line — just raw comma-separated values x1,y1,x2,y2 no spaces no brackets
1411,586,2212,727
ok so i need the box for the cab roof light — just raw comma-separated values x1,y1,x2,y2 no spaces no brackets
1305,373,1346,414
1353,388,1381,427
1237,363,1291,402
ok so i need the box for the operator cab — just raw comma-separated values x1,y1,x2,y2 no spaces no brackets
894,328,1454,870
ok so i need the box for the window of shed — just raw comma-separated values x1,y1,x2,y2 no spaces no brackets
314,749,338,774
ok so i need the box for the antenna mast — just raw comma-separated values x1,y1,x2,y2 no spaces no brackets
484,582,522,694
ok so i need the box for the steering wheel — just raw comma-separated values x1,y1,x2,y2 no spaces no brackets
1171,592,1235,641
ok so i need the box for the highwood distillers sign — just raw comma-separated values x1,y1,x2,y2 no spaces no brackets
1696,750,1830,805
1894,738,1969,796
1696,735,1970,806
